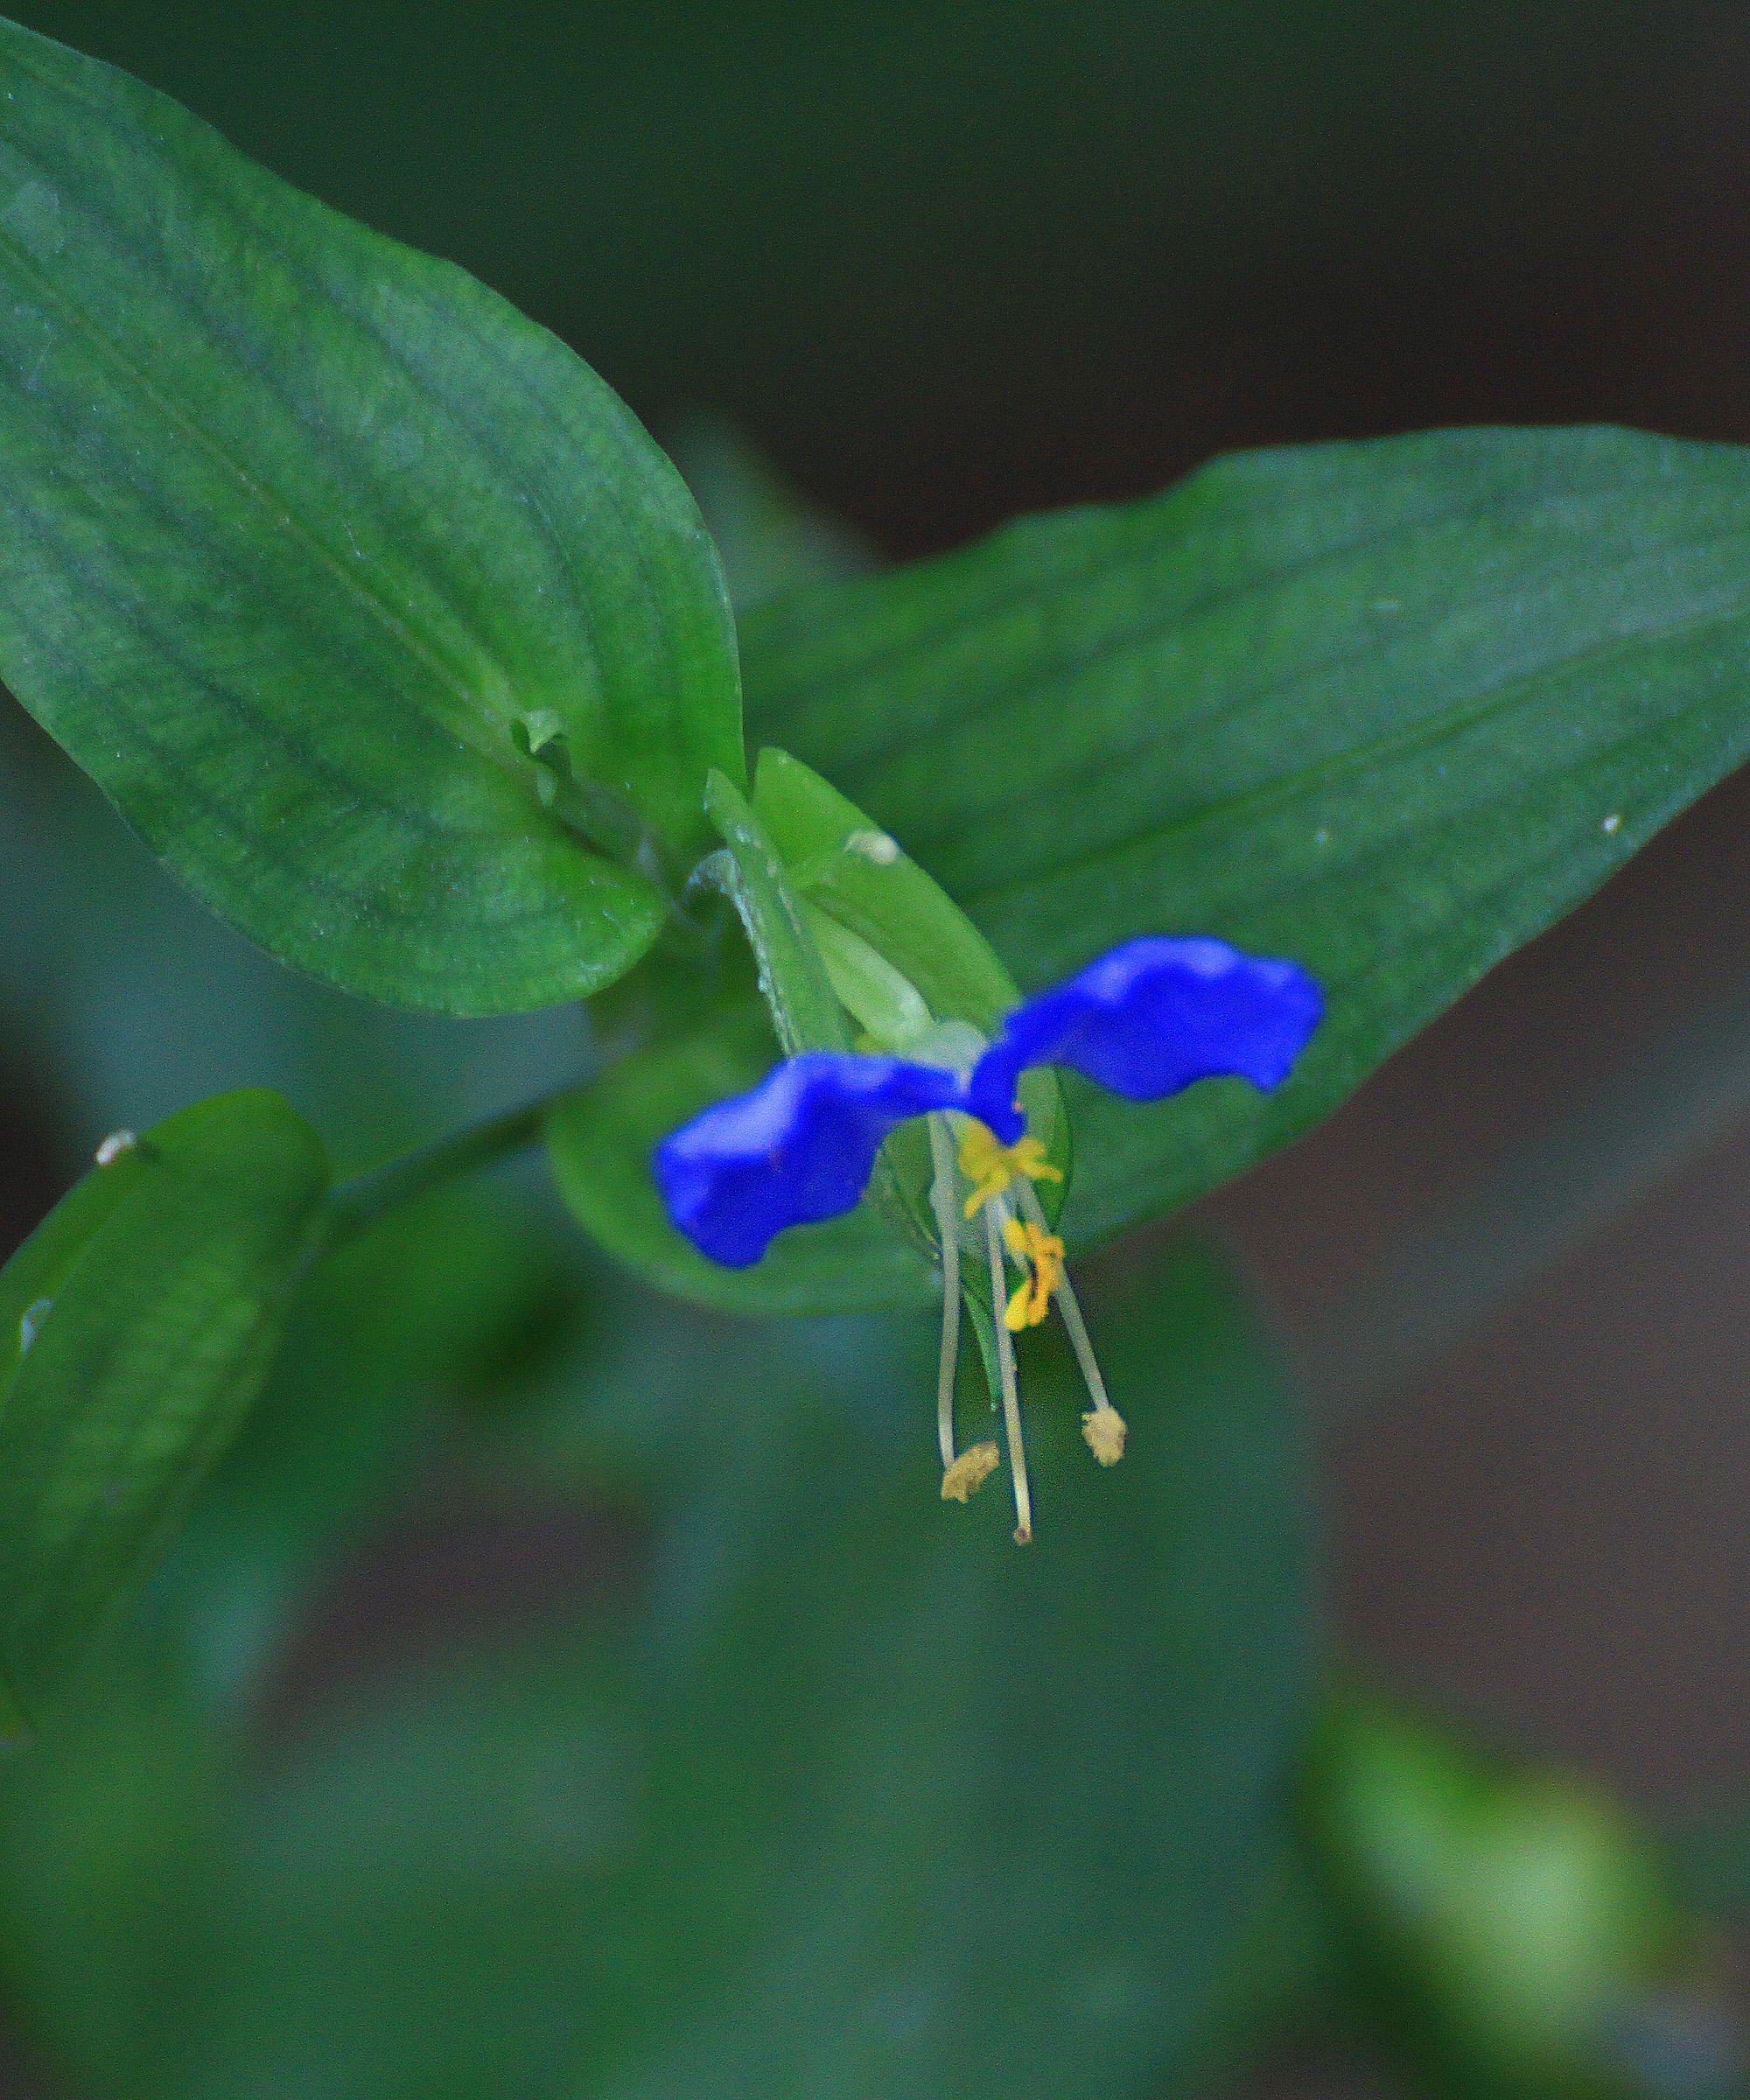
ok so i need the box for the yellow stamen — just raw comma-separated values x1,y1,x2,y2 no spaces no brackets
1012,1179,1129,1471
1081,1406,1129,1466
941,1441,1001,1502
956,1124,1062,1220
1000,1215,1065,1331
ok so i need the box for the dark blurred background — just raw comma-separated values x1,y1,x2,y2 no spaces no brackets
7,4,1750,2091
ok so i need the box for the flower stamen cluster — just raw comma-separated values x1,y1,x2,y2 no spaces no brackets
956,1126,1061,1220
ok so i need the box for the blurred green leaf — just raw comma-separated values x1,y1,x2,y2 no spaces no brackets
668,412,877,615
746,425,1750,1246
152,1189,583,1709
0,1089,327,1722
1298,967,1750,1429
0,16,742,1014
147,1242,1310,2100
1302,1688,1707,2100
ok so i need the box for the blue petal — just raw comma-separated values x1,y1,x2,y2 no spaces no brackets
654,1052,964,1268
965,936,1323,1142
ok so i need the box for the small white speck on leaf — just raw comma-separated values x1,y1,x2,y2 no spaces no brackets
1373,598,1401,612
18,1299,51,1354
94,1129,136,1166
846,829,900,865
1602,813,1622,834
1313,827,1329,845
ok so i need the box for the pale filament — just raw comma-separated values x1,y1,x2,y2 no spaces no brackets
984,1198,1033,1544
926,1111,963,1471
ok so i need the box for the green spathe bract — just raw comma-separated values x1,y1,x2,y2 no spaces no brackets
0,1091,329,1725
0,13,742,1014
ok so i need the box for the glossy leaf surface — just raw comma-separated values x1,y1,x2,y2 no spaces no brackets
0,1090,327,1721
746,425,1750,1242
0,16,741,1012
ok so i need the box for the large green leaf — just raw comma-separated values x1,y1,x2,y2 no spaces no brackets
0,1089,328,1722
0,15,741,1014
745,424,1750,1243
115,1243,1308,2100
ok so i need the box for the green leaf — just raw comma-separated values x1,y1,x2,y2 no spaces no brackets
599,1257,1309,2100
547,996,935,1315
745,425,1750,1243
0,1089,328,1721
0,16,742,1014
150,1242,1313,2100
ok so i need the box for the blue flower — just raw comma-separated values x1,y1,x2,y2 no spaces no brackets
652,934,1322,1539
653,1051,962,1268
964,935,1324,1144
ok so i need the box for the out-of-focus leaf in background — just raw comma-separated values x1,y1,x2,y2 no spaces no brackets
0,700,592,1189
664,413,876,614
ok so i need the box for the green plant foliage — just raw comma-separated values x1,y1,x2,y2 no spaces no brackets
666,413,878,615
0,1089,328,1724
745,424,1750,1245
1666,1804,1750,1925
0,15,742,1014
151,1189,582,1708
71,1242,1308,2100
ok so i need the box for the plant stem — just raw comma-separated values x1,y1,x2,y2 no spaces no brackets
319,1088,570,1250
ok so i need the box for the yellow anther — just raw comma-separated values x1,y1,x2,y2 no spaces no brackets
1082,1405,1128,1466
1001,1216,1065,1331
956,1125,1063,1219
941,1441,1001,1502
